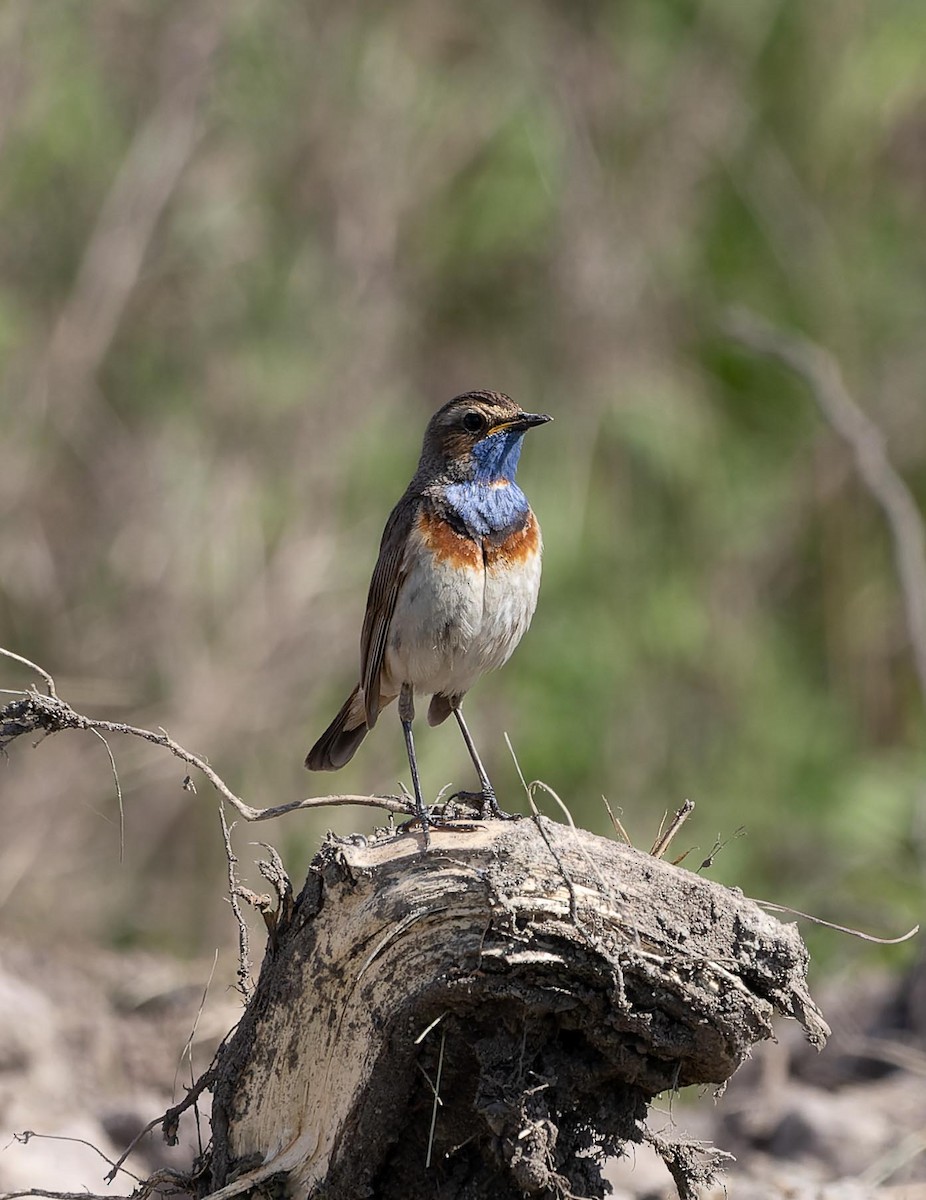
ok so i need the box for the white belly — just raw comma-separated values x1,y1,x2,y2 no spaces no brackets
383,533,542,698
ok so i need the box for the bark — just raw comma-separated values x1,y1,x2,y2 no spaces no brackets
201,816,828,1200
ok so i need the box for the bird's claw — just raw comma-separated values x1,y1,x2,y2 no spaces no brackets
448,789,520,821
397,805,481,842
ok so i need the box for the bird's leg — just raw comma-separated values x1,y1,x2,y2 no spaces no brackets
399,682,430,845
450,699,517,820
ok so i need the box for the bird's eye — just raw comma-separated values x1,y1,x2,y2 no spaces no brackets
462,411,485,434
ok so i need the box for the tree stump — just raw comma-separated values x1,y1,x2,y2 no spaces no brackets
202,816,828,1200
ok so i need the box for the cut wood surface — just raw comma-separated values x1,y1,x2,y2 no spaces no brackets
203,815,828,1200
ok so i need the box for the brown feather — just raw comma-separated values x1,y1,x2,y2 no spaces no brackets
305,684,369,770
359,495,418,728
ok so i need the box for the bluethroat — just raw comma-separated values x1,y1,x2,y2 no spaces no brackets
306,391,551,837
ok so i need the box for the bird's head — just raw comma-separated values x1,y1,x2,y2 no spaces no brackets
420,391,552,485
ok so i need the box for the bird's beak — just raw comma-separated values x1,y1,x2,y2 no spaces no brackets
496,412,553,433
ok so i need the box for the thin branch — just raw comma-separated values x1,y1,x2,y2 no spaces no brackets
0,672,415,824
601,796,632,845
697,827,746,873
104,1065,219,1184
505,735,580,924
219,809,252,1000
0,1141,197,1200
504,734,618,926
754,899,918,944
724,308,926,709
9,1131,140,1185
0,647,57,697
651,799,695,859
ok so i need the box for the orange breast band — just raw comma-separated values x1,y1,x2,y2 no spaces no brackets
483,511,541,568
417,509,482,569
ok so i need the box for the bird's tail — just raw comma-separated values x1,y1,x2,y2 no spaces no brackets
305,684,369,771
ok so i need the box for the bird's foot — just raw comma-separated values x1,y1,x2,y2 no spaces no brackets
448,788,521,821
397,805,483,843
396,783,431,848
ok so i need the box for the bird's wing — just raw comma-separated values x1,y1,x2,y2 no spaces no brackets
359,493,419,727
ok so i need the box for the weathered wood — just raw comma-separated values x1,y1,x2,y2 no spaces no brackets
202,816,828,1200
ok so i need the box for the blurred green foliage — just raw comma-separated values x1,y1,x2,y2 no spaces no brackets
1,0,923,968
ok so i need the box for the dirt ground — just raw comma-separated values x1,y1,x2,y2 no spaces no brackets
1,935,923,1199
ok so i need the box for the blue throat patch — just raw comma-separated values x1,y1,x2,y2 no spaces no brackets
442,428,530,537
471,427,524,483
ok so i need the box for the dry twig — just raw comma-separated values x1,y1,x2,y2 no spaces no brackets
0,663,415,824
754,899,918,944
602,796,632,845
103,1065,220,1185
219,809,253,1001
651,799,695,859
0,647,57,696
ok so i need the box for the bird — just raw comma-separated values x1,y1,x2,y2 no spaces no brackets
306,390,551,839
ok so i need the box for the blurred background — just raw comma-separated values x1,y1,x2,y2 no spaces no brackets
1,0,924,973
